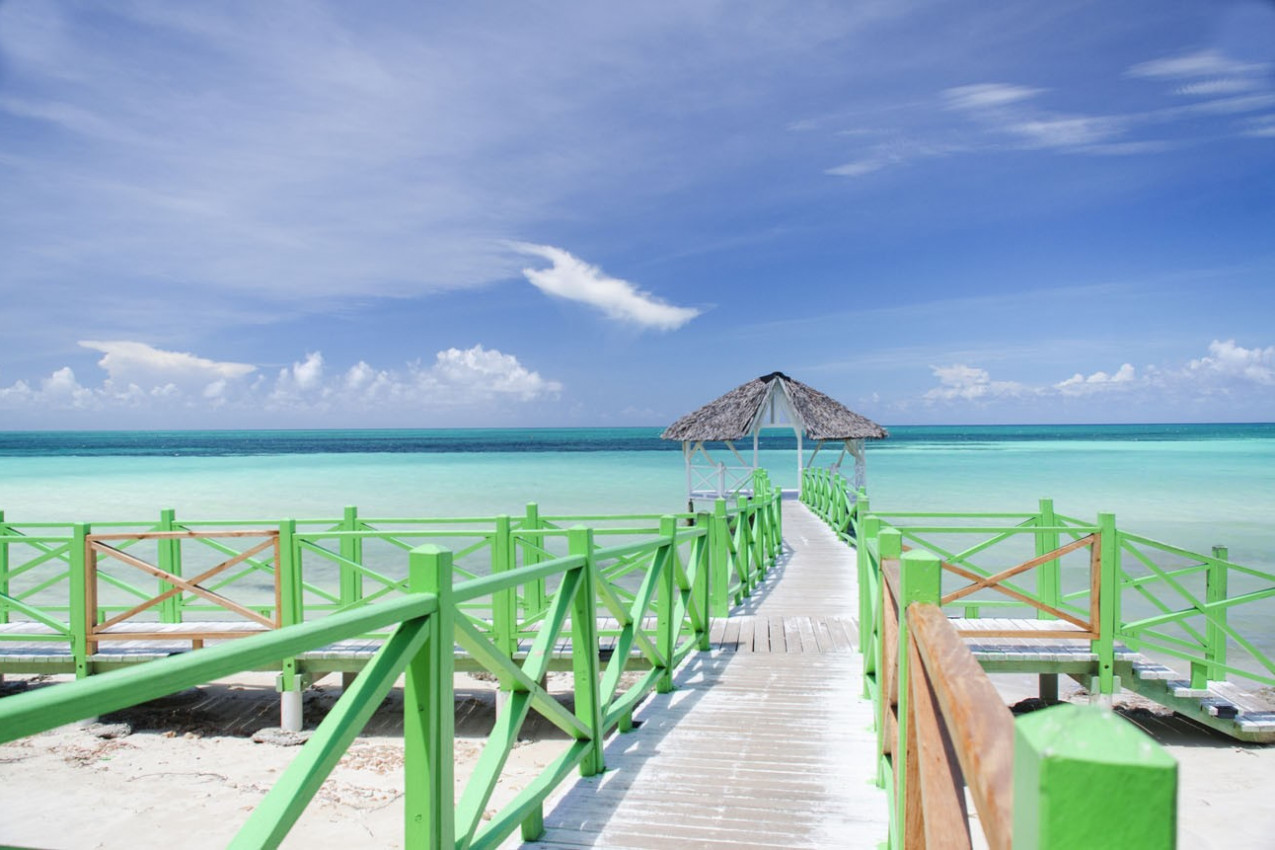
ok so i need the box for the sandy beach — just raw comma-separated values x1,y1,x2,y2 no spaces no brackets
0,671,574,849
3,670,1275,849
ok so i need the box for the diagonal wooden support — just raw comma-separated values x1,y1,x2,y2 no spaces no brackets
90,540,275,627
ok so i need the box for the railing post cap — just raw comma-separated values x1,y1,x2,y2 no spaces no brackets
409,543,452,557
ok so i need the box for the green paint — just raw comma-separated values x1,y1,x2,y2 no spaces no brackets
1013,704,1176,849
404,544,456,849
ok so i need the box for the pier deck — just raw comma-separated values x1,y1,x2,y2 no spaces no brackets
508,500,889,849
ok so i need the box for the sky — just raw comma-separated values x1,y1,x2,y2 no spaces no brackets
1,0,1273,429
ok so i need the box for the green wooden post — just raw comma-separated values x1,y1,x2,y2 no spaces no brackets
0,510,9,625
1195,544,1230,688
874,527,902,774
278,519,302,697
893,549,942,850
657,515,677,694
158,508,182,624
859,515,882,655
1013,703,1176,849
523,503,546,619
490,515,518,697
711,499,730,618
69,523,90,679
568,527,605,777
404,544,456,848
736,495,754,596
339,506,363,610
1036,499,1060,702
694,513,712,651
1095,513,1120,697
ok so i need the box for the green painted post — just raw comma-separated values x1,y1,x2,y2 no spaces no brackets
1036,498,1060,615
773,485,784,559
1036,499,1060,702
874,527,903,773
404,544,456,848
0,510,9,625
1013,703,1176,849
523,503,546,620
657,515,678,694
711,499,730,618
278,519,301,696
568,527,605,777
736,495,755,596
69,524,90,679
339,506,364,610
858,515,882,655
491,515,517,696
694,513,712,651
894,549,942,850
1196,545,1230,687
158,508,182,624
1095,513,1120,697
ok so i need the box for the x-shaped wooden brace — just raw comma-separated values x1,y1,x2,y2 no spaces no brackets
91,536,279,630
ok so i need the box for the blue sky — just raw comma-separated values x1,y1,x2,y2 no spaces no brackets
1,1,1273,429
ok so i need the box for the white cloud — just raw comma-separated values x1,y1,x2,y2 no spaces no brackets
1174,78,1262,97
925,342,1274,410
1184,339,1275,386
1007,116,1125,149
1127,50,1269,81
944,83,1044,111
513,243,700,331
1055,363,1136,396
430,345,563,401
826,158,891,178
924,364,1030,402
1,341,561,422
79,339,255,391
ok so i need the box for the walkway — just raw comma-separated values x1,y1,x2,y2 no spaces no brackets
510,500,888,849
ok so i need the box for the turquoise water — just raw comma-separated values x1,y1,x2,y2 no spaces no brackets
1,426,1272,569
2,424,1273,665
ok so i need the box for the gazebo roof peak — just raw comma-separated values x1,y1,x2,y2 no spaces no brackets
660,372,888,443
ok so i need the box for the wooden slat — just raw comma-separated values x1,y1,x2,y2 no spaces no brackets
909,637,972,849
910,603,1014,850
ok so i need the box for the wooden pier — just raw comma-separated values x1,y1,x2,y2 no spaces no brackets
508,500,889,849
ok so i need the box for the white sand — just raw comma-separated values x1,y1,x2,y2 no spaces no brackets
0,672,572,849
3,672,1275,848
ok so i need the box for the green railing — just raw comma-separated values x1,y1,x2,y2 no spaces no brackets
801,472,1275,693
0,493,756,848
872,542,1176,849
0,475,780,685
813,482,1179,848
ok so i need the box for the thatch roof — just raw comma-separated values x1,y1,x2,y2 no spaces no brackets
661,372,888,442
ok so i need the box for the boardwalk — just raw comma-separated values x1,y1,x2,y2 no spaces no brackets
509,500,888,849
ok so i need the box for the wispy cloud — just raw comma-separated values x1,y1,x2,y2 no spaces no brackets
512,243,701,331
1126,49,1269,81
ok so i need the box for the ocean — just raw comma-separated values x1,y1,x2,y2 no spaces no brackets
1,424,1271,567
2,423,1273,670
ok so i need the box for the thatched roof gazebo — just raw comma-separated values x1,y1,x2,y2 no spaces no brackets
662,371,887,501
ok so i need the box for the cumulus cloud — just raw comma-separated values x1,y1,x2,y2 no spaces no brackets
80,339,255,386
512,243,700,331
430,345,561,401
924,364,1031,402
924,341,1275,410
1055,363,1136,396
1184,339,1275,386
1,341,561,422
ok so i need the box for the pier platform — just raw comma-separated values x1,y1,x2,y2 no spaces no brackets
507,500,889,849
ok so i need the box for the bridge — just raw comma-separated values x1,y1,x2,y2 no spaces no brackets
3,469,1274,848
